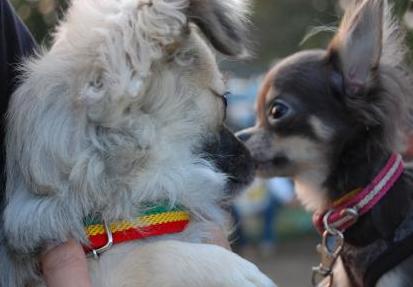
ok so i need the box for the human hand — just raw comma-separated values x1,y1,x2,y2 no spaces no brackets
41,240,91,287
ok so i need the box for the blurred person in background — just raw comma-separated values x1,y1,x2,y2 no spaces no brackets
261,178,294,254
231,177,295,256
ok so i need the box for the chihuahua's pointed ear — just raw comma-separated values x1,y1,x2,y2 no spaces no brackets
187,0,250,57
329,0,384,95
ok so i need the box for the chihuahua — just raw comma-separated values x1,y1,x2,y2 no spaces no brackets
238,0,413,286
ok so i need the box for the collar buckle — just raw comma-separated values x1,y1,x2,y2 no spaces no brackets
87,221,113,259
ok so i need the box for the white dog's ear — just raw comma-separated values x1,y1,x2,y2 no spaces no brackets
187,0,250,57
329,0,383,95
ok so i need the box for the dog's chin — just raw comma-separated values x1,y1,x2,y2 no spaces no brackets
255,156,292,179
202,126,256,197
222,146,255,196
225,167,255,195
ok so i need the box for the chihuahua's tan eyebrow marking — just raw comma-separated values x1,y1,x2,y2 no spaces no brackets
257,67,278,126
310,116,333,141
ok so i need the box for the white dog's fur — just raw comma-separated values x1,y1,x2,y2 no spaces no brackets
89,240,275,287
1,0,275,286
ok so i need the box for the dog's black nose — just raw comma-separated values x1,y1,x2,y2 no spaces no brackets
236,130,252,143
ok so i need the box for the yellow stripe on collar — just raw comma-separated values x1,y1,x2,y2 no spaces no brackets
85,210,190,237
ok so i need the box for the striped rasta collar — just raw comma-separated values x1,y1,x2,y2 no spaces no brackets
83,205,190,258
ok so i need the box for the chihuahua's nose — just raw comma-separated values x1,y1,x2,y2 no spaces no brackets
236,130,252,143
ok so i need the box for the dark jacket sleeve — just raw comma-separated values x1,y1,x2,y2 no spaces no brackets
0,0,36,202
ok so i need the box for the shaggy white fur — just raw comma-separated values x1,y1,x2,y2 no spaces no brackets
1,0,275,286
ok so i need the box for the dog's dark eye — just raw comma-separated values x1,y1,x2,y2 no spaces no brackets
211,89,230,120
269,102,289,120
222,92,230,108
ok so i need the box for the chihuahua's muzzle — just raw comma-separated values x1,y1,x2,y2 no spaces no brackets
236,128,291,178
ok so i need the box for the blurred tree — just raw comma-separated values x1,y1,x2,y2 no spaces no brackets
251,0,337,67
223,0,339,75
393,0,410,18
224,0,413,74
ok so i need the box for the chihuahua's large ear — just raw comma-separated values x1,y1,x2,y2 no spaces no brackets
329,0,384,95
187,0,250,57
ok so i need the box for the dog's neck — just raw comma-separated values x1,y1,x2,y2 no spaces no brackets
325,130,393,203
322,129,413,243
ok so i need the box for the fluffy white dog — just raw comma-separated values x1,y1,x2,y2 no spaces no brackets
0,0,276,286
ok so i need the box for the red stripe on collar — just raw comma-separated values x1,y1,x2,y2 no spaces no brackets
313,154,404,234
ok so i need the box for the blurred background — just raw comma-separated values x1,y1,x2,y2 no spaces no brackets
9,0,413,285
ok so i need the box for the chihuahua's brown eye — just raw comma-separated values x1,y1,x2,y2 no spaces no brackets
270,102,289,120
